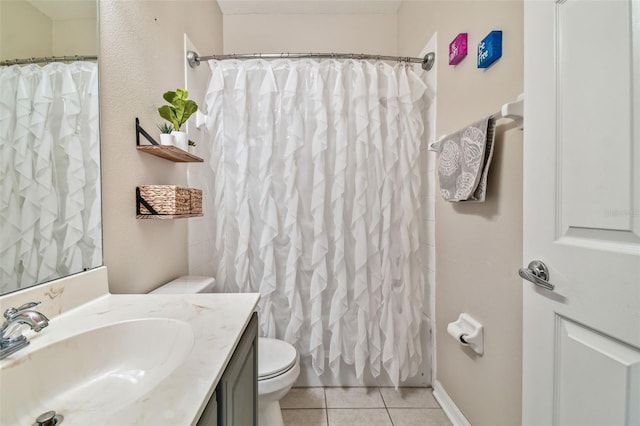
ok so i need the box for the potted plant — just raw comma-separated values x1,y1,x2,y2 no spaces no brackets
158,88,198,151
158,123,174,146
188,139,197,155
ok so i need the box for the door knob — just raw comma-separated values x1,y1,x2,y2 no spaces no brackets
518,260,555,291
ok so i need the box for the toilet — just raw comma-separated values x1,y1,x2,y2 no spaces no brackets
151,276,300,426
256,337,300,426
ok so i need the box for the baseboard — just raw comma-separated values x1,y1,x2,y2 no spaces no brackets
433,380,472,426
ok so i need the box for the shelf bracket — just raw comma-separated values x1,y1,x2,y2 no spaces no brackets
136,187,159,215
136,117,160,146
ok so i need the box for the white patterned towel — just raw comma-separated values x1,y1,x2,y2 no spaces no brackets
432,116,496,202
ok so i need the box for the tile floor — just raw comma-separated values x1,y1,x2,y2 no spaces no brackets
280,387,452,426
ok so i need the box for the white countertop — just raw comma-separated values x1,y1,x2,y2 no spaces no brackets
0,268,259,426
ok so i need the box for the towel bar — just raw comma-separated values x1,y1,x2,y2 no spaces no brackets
429,93,524,151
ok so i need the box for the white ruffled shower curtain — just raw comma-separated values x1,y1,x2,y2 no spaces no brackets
0,62,101,293
203,59,429,386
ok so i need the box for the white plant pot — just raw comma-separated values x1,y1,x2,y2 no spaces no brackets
159,133,174,146
172,131,188,151
188,145,196,155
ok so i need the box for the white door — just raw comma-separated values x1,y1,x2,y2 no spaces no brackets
523,1,640,425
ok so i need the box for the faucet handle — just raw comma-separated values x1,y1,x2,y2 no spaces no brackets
4,301,41,320
16,301,41,311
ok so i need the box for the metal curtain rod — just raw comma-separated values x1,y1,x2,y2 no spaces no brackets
187,50,435,71
0,55,98,66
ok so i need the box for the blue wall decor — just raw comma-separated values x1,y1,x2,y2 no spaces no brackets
477,30,502,69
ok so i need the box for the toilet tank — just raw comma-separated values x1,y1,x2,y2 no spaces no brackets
150,276,216,294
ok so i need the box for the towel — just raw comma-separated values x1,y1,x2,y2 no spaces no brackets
433,116,496,202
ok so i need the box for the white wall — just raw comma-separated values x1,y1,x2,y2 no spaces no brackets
0,1,96,61
0,0,52,60
398,2,524,425
53,18,97,56
99,0,223,294
223,13,397,54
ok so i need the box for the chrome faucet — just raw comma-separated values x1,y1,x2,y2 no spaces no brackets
0,301,49,360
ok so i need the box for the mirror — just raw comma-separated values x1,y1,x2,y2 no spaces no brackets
0,0,101,294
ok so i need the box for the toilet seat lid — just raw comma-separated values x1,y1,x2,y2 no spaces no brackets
258,337,297,380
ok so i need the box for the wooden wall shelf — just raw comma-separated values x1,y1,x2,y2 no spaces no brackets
135,117,203,163
137,145,203,162
135,118,205,219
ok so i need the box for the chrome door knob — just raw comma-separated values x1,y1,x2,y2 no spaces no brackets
519,260,555,291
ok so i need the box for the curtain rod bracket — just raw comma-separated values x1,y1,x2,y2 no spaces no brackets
187,50,200,68
422,52,435,71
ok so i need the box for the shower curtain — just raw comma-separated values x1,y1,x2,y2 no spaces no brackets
203,58,430,386
0,62,101,293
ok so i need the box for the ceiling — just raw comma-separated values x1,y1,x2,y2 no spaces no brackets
216,0,403,15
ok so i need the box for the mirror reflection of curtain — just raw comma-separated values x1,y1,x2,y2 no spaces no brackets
202,59,430,386
0,62,101,293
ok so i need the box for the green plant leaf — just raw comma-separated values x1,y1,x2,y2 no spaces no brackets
159,88,199,131
182,100,198,123
173,99,186,130
157,122,174,134
158,105,179,130
162,90,177,104
176,88,189,100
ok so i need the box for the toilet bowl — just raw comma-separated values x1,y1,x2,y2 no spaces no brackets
152,276,300,426
258,337,300,426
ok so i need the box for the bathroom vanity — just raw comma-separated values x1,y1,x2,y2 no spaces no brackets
198,313,258,426
0,267,260,426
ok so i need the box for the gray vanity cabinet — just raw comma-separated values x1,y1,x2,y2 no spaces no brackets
196,392,218,426
198,312,258,426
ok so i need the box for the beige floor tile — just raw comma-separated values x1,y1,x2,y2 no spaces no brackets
379,387,440,408
325,387,385,408
387,408,452,426
281,387,326,409
282,409,328,426
327,408,392,426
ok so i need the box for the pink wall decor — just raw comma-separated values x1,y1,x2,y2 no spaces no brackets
449,33,468,65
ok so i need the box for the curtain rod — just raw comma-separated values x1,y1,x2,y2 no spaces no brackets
187,50,435,71
0,55,98,66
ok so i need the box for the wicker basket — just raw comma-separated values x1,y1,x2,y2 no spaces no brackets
138,185,191,215
190,188,203,214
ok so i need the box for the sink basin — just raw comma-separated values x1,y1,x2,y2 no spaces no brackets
0,318,194,425
0,270,260,425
